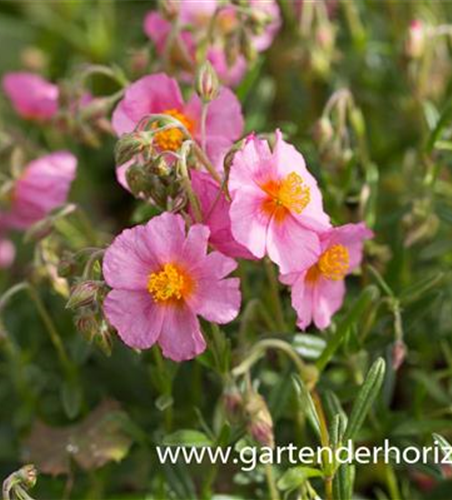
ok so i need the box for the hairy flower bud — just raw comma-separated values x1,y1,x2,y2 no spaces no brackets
392,340,407,371
115,132,149,166
313,116,334,147
245,392,274,448
223,386,244,421
66,280,100,310
195,61,220,103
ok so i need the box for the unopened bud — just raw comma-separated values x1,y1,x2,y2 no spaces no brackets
245,392,274,448
75,311,99,341
126,164,150,197
406,20,426,59
392,340,407,370
247,9,271,36
66,280,100,309
195,61,220,103
57,254,77,278
115,132,148,165
313,117,334,147
241,32,257,63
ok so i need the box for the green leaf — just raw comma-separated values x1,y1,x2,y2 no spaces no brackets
316,286,380,372
344,358,386,441
163,430,213,448
155,394,174,412
277,466,323,491
292,334,326,360
292,375,321,439
426,98,452,154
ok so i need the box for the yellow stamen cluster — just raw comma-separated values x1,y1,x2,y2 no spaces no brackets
261,172,311,221
318,244,350,280
277,172,311,214
147,264,186,302
152,109,194,152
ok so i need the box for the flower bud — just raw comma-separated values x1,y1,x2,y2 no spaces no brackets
66,280,100,310
115,132,148,166
313,117,334,147
392,340,407,371
75,311,99,341
245,392,274,448
125,164,150,197
406,20,426,59
195,61,220,103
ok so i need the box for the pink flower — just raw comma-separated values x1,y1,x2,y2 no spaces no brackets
190,170,255,260
112,73,243,185
2,72,59,121
228,131,330,273
102,212,241,361
2,152,77,230
281,223,373,330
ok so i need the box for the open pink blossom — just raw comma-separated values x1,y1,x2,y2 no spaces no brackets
190,170,255,260
102,212,241,361
2,152,77,230
281,223,373,330
2,72,59,121
112,72,243,187
228,130,331,273
143,1,280,86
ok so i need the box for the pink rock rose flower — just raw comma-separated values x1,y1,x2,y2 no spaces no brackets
112,73,244,186
2,72,59,121
228,131,331,273
102,212,241,361
281,223,373,330
190,170,255,260
2,152,77,230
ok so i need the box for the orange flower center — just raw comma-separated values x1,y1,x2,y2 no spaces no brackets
152,109,194,152
147,263,193,302
261,172,311,222
306,244,350,283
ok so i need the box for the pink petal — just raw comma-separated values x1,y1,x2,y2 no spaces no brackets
158,304,206,361
143,12,171,53
188,276,241,324
112,73,184,136
207,49,247,87
229,189,270,259
103,289,164,349
198,251,239,280
289,272,314,331
273,130,330,231
313,278,346,330
181,223,210,265
266,214,320,273
186,87,244,142
102,225,158,290
6,151,77,230
2,72,59,121
143,212,187,264
190,170,255,259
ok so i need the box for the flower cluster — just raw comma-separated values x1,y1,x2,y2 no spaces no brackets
0,1,372,364
106,65,372,360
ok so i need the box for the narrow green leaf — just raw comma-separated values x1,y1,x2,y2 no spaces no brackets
344,358,386,441
292,375,321,439
292,334,326,360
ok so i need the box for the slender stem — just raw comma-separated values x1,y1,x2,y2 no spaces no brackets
385,463,402,500
201,103,209,153
264,258,286,332
27,285,73,376
178,146,202,222
264,462,280,500
193,144,223,184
